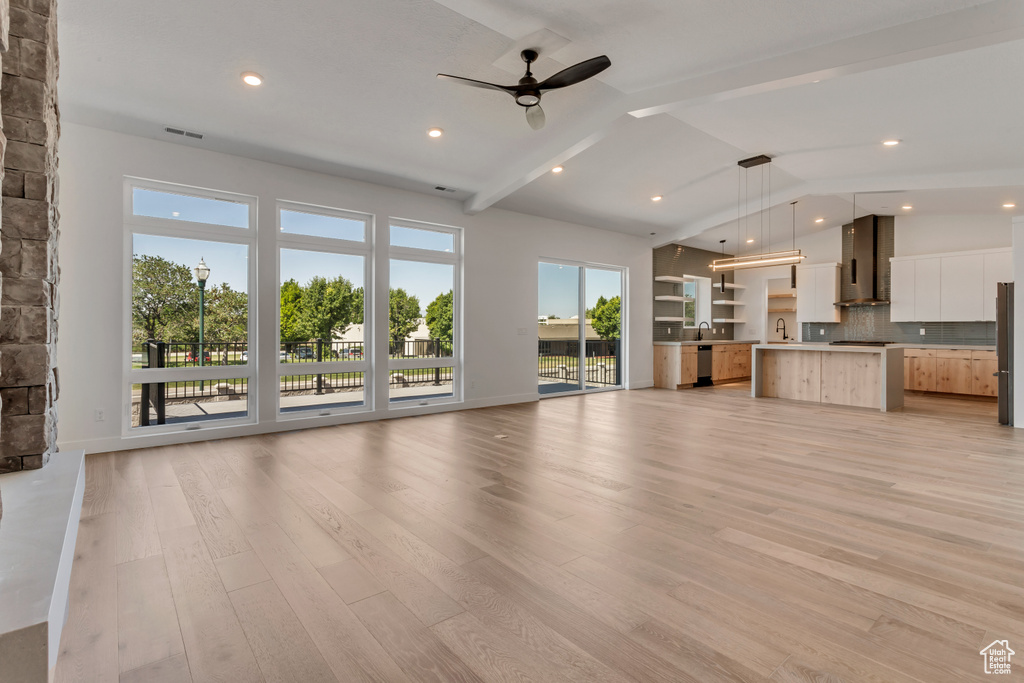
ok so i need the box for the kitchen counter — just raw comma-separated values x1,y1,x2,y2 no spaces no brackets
654,340,760,346
752,344,903,411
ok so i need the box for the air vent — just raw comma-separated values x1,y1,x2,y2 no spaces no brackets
164,126,205,140
434,186,457,193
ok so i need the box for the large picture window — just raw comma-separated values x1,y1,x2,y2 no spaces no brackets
125,180,256,431
388,220,461,405
277,201,371,417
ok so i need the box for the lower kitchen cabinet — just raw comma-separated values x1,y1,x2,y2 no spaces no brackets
680,346,698,385
904,348,936,392
904,347,997,397
935,350,972,394
972,350,998,397
712,344,752,382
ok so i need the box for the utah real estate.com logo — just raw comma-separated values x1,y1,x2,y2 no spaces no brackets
979,639,1014,675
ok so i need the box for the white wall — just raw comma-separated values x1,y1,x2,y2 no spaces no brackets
895,214,1011,256
57,123,653,453
1014,216,1024,428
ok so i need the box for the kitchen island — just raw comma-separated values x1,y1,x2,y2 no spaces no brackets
752,343,904,411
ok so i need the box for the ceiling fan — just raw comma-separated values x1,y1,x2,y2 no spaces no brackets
437,49,611,130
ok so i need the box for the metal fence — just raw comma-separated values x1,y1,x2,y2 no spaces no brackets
538,339,620,387
135,338,455,425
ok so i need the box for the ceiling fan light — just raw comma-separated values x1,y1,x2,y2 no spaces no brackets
516,93,540,106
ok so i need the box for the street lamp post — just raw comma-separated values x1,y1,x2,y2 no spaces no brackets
194,258,210,390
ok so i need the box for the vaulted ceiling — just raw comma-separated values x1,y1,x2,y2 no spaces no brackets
58,0,1024,254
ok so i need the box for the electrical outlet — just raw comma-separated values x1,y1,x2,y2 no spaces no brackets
517,327,528,335
820,328,825,335
920,328,926,335
94,409,105,422
667,327,671,334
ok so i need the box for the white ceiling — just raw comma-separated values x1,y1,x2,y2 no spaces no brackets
57,0,1024,249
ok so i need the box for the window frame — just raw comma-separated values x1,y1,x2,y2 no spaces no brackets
122,177,258,435
387,218,463,408
275,200,374,420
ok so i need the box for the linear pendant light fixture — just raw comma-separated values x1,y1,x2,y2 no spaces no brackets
712,154,805,272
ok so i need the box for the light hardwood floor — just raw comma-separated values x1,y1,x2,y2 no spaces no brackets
54,384,1024,682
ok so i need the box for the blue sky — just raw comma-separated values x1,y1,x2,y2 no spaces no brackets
538,262,621,319
133,190,456,312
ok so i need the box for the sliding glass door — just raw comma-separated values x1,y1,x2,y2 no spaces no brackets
538,261,625,395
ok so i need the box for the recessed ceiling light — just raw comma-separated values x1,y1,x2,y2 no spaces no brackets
746,238,754,243
902,205,913,210
883,139,901,146
241,72,263,86
651,195,663,202
551,166,564,173
172,211,180,217
427,127,443,138
1003,203,1016,208
814,218,824,223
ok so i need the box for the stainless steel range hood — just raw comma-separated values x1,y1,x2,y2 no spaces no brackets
836,214,890,307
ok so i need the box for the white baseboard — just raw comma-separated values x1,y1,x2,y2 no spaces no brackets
58,392,542,454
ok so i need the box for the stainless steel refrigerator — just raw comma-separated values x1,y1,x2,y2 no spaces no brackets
997,282,1014,425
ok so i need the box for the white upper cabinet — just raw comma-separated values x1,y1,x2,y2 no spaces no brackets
796,263,841,323
940,254,984,321
889,259,915,321
889,248,1010,322
914,257,942,321
984,250,1013,321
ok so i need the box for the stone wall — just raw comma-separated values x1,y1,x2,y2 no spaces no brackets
0,0,58,474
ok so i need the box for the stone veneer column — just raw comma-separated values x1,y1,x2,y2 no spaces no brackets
0,0,58,473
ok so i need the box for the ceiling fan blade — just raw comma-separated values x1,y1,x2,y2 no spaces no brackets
526,104,545,130
536,55,611,91
436,73,516,95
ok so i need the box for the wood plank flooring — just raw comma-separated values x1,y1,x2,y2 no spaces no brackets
54,384,1024,682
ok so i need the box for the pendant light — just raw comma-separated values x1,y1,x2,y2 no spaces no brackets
712,155,806,272
790,201,798,289
719,240,727,293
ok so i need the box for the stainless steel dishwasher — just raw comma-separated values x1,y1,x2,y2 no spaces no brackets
696,345,713,387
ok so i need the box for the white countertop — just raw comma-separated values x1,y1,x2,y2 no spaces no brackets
654,340,759,346
754,343,897,354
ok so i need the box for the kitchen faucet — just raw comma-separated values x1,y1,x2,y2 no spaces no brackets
775,318,788,340
697,321,710,341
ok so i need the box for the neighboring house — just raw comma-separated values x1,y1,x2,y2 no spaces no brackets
538,318,600,341
333,318,432,343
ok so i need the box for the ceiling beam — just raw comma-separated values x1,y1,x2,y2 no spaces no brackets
628,0,1024,118
464,0,1024,215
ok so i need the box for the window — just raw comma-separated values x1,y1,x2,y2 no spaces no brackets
277,202,371,417
126,179,256,431
388,220,461,405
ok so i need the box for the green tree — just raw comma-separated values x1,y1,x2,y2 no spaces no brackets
350,287,364,325
586,295,608,321
591,296,621,340
296,276,354,341
389,288,420,342
279,279,304,341
425,290,453,341
131,254,197,343
203,284,248,342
